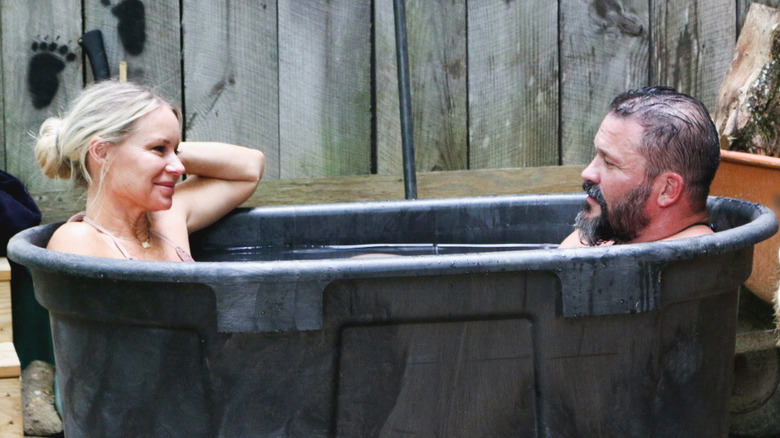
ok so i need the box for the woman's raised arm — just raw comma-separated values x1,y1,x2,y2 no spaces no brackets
172,141,265,232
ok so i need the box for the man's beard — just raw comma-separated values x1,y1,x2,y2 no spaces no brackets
574,180,652,245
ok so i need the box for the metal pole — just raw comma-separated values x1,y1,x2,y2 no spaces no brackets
393,0,417,200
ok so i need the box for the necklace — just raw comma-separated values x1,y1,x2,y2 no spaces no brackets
124,236,152,248
674,221,713,235
82,215,153,249
102,230,152,248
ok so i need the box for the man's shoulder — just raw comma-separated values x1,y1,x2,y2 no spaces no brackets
661,223,714,241
559,230,586,248
558,230,614,248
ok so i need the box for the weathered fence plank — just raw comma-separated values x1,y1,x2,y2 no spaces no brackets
182,1,279,177
35,166,585,224
468,0,558,169
652,0,735,110
375,0,468,174
84,0,182,106
559,0,650,166
278,0,372,178
0,0,758,201
2,0,82,194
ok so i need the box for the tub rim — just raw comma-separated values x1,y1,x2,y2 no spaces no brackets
7,193,776,284
8,193,777,322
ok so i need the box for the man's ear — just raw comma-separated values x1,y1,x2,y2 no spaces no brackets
655,172,685,207
88,136,110,163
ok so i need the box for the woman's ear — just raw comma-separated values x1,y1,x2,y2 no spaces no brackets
88,136,109,163
656,172,685,207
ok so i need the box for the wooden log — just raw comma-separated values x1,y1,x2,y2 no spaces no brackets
714,2,780,157
738,0,780,33
182,1,279,177
467,0,559,169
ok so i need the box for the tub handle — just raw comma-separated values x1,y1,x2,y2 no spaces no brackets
557,259,664,318
209,280,327,333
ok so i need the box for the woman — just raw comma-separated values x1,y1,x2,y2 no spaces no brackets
35,80,265,261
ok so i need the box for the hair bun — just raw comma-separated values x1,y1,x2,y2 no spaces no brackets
34,117,72,180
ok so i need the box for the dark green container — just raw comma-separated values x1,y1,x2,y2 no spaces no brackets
8,194,778,437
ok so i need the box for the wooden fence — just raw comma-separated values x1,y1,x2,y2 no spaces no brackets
0,0,773,206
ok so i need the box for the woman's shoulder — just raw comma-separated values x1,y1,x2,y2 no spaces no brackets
46,221,112,257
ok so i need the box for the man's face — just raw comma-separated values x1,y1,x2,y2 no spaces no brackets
575,114,654,245
575,180,652,245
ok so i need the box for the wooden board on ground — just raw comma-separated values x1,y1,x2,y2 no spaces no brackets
0,260,11,344
0,260,20,438
0,345,19,381
0,376,21,438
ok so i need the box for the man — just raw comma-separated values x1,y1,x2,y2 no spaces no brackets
560,86,721,248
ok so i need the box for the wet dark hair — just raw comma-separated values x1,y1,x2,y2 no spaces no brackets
608,86,720,211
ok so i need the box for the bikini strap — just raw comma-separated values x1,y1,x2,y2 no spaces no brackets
149,230,195,262
75,213,136,260
70,212,194,262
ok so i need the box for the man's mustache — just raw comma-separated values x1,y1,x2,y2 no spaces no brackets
583,181,606,206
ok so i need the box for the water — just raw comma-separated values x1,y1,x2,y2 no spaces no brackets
196,242,558,262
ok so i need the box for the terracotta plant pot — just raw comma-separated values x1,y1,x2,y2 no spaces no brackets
710,149,780,303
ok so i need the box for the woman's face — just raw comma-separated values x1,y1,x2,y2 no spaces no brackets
103,106,184,212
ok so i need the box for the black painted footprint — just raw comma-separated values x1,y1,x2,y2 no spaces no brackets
27,39,77,109
101,0,146,56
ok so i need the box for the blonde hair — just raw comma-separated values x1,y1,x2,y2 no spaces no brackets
34,80,181,188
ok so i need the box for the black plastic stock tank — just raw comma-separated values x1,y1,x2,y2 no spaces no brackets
7,194,778,437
